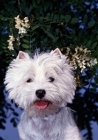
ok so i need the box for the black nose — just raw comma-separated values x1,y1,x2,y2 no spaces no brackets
36,89,46,99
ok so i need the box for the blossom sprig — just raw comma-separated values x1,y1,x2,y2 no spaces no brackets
7,35,15,50
64,46,98,86
15,15,30,34
7,15,30,51
65,46,97,73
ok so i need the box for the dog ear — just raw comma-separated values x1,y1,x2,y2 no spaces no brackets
50,48,62,58
16,51,30,60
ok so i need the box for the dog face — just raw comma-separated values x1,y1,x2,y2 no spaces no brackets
5,48,75,117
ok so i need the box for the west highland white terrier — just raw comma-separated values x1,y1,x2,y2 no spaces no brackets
4,48,82,140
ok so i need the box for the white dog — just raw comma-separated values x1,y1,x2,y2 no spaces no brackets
4,48,82,140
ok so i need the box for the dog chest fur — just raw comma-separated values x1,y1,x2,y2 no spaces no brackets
18,108,81,140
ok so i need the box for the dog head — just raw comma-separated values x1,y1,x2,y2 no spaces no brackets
4,48,75,117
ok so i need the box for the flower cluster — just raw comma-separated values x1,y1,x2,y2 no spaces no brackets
15,15,30,34
7,15,97,76
7,15,30,50
7,35,15,50
65,46,97,73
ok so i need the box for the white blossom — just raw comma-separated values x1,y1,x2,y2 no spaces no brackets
7,35,15,50
65,46,98,73
8,44,14,50
18,27,27,34
14,15,30,34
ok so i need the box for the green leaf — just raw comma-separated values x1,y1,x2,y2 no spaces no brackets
42,29,55,40
88,20,95,28
44,3,49,11
92,42,97,49
60,15,65,20
71,18,78,24
0,14,4,20
64,15,71,22
53,14,59,22
47,13,51,18
31,25,39,32
86,40,92,47
23,39,29,44
22,44,29,49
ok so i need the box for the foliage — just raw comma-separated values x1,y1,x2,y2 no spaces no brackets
0,0,98,140
1,0,98,58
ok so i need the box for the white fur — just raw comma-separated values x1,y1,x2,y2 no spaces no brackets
4,48,82,140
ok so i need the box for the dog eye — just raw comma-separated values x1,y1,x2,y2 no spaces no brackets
26,78,33,83
48,77,55,82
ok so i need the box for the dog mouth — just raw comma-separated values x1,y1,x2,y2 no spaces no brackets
34,100,50,110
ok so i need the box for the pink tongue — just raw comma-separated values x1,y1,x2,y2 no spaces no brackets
35,101,49,110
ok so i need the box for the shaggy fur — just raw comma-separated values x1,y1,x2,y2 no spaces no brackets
4,48,82,140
